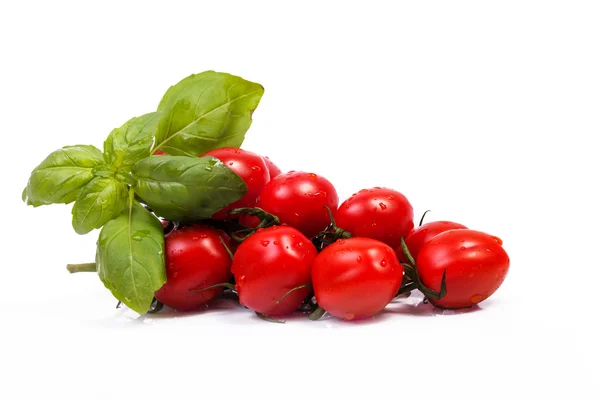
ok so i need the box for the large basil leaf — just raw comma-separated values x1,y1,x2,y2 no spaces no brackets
104,112,162,173
132,155,247,221
71,177,129,235
24,145,104,207
153,71,264,156
96,199,166,314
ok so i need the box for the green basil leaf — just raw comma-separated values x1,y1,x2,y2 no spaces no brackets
104,112,162,173
132,155,247,221
24,145,104,207
153,71,264,156
96,198,166,314
71,177,129,235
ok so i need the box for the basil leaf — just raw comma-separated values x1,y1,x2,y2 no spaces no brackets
24,145,104,207
104,112,162,173
96,198,166,314
153,71,264,156
71,177,129,235
132,155,247,221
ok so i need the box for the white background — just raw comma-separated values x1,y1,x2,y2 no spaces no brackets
1,1,599,399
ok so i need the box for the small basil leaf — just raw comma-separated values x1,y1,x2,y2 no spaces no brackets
104,112,162,173
132,155,247,221
71,177,129,235
24,145,104,207
153,71,264,156
96,199,166,314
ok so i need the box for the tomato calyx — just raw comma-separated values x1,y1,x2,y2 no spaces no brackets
227,207,281,241
312,207,351,250
396,238,448,300
255,312,286,324
308,306,326,321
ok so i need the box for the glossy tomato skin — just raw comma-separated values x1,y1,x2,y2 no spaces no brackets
312,238,404,320
263,156,282,179
335,187,414,249
257,171,339,238
417,229,510,309
203,148,270,220
155,225,232,311
231,226,317,316
397,221,468,263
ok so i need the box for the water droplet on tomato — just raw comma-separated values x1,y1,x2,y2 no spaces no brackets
338,239,346,245
228,162,234,166
261,240,270,247
470,294,483,304
200,234,207,238
312,191,327,198
173,272,179,278
307,173,317,179
387,196,395,200
343,313,355,321
374,186,382,190
356,256,362,263
296,242,304,248
380,259,387,267
379,202,387,210
238,275,246,287
460,246,466,250
251,166,262,172
273,240,280,245
491,236,503,245
486,248,492,252
359,189,368,193
294,212,300,218
234,149,241,154
345,203,351,208
192,236,199,241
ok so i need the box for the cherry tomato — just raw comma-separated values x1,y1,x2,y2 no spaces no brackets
155,150,166,155
203,148,270,220
417,229,510,309
335,187,414,249
257,171,339,238
155,225,233,311
263,156,282,179
231,226,317,316
397,221,467,263
312,238,404,320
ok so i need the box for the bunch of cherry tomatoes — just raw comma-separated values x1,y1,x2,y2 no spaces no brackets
153,147,510,322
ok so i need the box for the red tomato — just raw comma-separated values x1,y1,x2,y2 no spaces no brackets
397,221,468,263
155,150,166,155
155,225,232,311
203,148,270,220
231,226,317,316
312,238,404,320
335,187,414,249
257,171,339,238
417,229,510,309
263,156,282,179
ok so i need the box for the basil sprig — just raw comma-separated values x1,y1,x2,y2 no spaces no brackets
22,71,263,313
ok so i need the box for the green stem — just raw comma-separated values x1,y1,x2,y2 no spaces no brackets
66,263,97,273
308,306,326,321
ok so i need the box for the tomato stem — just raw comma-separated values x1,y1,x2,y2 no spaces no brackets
308,306,326,321
189,282,236,293
66,263,97,273
419,210,431,227
274,284,312,304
